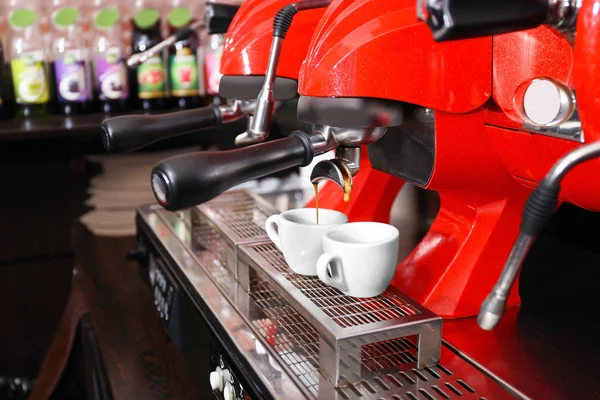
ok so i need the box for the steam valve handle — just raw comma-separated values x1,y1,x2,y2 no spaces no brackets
101,105,222,153
151,131,314,211
418,0,550,42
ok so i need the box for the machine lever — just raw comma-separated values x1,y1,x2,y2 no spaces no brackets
479,140,600,331
151,132,315,211
101,105,223,153
417,0,579,42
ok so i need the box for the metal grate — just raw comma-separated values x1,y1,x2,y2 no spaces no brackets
252,243,420,328
250,280,321,397
192,219,227,263
202,191,273,240
249,279,491,400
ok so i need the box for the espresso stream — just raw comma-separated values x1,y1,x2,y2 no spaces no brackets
313,176,352,225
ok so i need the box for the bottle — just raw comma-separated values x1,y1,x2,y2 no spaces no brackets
51,1,93,115
167,0,202,109
131,0,167,112
204,32,224,106
91,0,129,114
7,0,55,118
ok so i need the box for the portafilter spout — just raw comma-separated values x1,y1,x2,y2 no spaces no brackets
310,147,360,199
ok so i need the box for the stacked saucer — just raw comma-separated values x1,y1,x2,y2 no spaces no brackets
80,150,189,237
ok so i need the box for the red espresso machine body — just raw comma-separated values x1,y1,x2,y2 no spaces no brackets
297,0,599,319
220,0,325,79
218,0,327,101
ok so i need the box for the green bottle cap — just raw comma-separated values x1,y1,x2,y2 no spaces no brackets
168,7,192,28
134,8,160,29
94,8,120,29
53,7,80,28
9,9,37,29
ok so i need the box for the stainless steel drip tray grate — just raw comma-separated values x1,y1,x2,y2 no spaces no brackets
238,242,443,387
191,190,278,278
198,190,275,241
248,278,510,399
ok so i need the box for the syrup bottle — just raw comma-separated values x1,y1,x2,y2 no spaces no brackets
91,0,129,114
167,0,202,109
7,0,55,118
204,31,224,106
51,1,93,115
131,0,167,112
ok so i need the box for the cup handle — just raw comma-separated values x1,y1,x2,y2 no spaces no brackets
265,215,282,250
317,253,345,291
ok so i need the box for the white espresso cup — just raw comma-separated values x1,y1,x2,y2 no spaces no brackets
265,208,348,275
317,222,399,298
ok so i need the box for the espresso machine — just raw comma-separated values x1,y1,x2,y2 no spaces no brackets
129,0,600,398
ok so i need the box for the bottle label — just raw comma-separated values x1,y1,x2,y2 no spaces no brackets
137,56,166,99
11,51,50,104
169,48,198,97
205,50,223,96
95,47,129,100
55,49,90,103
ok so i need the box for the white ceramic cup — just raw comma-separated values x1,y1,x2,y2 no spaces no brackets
317,222,400,298
265,208,348,275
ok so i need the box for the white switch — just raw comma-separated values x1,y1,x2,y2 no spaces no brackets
209,367,224,392
523,79,573,126
223,382,236,400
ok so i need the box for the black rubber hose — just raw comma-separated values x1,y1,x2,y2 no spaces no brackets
151,131,314,210
273,5,298,38
520,178,561,236
101,105,221,153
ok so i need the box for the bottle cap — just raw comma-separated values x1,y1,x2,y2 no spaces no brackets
94,8,120,29
9,8,37,29
53,7,80,28
134,8,160,29
168,7,192,28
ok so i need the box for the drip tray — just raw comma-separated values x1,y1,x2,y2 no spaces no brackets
248,279,511,399
237,242,442,387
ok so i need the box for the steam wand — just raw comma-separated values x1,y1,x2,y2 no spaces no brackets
478,139,600,331
235,0,332,145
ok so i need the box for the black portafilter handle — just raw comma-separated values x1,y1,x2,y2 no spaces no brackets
419,0,549,42
101,105,221,153
151,131,314,211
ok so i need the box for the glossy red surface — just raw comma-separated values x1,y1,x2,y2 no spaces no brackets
489,14,600,212
390,112,530,318
491,27,573,124
304,149,404,224
574,0,600,143
298,0,492,113
220,0,326,79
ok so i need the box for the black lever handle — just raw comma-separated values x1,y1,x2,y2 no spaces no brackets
151,131,314,211
419,0,549,42
101,105,222,152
